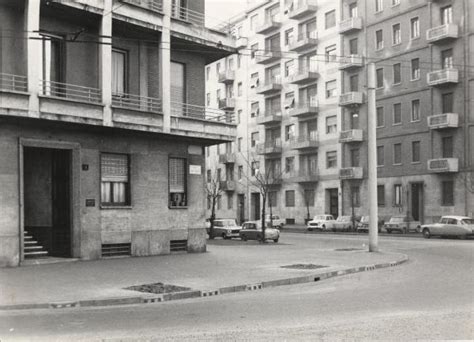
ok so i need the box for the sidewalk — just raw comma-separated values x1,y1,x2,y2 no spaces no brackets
0,234,408,310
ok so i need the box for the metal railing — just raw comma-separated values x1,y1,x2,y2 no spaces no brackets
171,101,234,123
112,93,162,113
0,73,28,92
297,31,318,41
121,0,163,13
264,75,282,86
298,60,318,73
298,131,318,142
171,5,205,27
41,80,102,103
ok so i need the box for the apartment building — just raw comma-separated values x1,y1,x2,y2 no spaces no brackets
206,0,473,226
0,0,236,267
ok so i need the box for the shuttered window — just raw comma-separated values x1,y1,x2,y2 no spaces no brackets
101,153,130,205
169,157,187,208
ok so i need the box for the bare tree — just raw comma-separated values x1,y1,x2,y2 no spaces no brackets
304,189,313,224
205,169,223,239
457,171,474,194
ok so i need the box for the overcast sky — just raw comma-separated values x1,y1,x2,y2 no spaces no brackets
205,0,262,26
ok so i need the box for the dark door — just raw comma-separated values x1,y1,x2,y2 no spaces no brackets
51,149,71,257
411,183,423,222
327,188,339,218
238,194,245,225
251,193,260,221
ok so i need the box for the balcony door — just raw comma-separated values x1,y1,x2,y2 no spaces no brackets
171,61,186,115
112,49,127,96
42,34,64,95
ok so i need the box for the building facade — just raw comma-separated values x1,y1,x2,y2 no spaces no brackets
0,0,236,267
205,0,473,225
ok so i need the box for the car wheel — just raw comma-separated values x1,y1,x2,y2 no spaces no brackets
257,234,262,240
273,238,279,243
222,233,229,240
279,224,283,229
402,228,407,234
241,235,247,241
322,225,326,231
387,229,392,234
307,228,313,231
422,228,431,239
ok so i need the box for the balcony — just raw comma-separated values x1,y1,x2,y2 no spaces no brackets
219,153,236,164
339,92,364,106
218,98,235,110
257,112,282,125
339,167,364,180
288,32,318,52
121,0,163,13
295,170,319,183
218,70,235,84
427,158,459,173
288,65,319,84
339,55,364,71
339,129,363,143
290,133,319,150
339,17,363,34
41,80,102,105
256,51,282,65
427,113,459,129
427,69,459,86
255,17,282,35
171,4,205,27
426,24,459,44
288,1,317,20
220,180,236,191
290,98,319,118
257,140,283,155
256,76,283,95
0,73,28,93
236,37,248,49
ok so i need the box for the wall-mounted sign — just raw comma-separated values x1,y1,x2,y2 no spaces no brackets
189,165,201,175
85,199,95,207
82,164,89,171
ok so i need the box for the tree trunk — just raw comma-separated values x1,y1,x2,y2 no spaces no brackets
261,194,266,243
210,197,216,239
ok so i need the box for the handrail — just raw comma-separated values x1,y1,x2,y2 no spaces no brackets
40,80,101,103
0,73,28,92
297,31,317,41
121,0,163,13
171,4,205,27
112,92,162,113
171,101,234,123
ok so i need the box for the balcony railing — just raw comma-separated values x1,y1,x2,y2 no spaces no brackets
339,167,363,179
256,75,283,95
112,93,162,113
339,55,364,70
219,153,236,164
339,92,364,106
171,101,234,123
257,111,282,125
255,16,282,35
427,68,459,86
426,24,459,43
291,132,319,149
41,80,102,104
427,158,459,173
171,5,205,27
288,63,319,84
0,73,27,92
289,31,318,51
218,98,235,110
220,180,236,191
339,17,363,34
288,0,317,20
257,140,282,154
290,97,319,117
235,37,248,49
120,0,163,13
218,70,235,84
295,169,319,183
256,51,282,64
427,113,459,129
339,129,363,143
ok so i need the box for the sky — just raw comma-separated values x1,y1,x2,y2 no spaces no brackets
205,0,262,26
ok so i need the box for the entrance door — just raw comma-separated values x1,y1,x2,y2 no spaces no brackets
251,193,260,220
327,188,339,218
411,183,423,222
238,194,245,225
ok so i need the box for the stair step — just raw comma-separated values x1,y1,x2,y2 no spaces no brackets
24,235,34,240
24,251,48,256
24,240,38,245
24,245,45,251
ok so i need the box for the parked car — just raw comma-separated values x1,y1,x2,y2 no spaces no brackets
357,216,384,233
307,215,336,231
239,221,280,243
265,214,285,228
331,215,357,232
421,216,474,239
207,219,241,239
383,215,421,234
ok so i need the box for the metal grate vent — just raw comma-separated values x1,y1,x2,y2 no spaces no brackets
170,240,187,252
102,243,131,257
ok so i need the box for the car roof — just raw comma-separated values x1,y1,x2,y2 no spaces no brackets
441,215,471,220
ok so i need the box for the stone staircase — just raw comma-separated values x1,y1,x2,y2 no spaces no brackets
24,231,48,259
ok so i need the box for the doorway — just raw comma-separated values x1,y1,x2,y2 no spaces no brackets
237,194,245,225
410,182,424,222
251,192,260,220
23,147,72,259
326,188,339,218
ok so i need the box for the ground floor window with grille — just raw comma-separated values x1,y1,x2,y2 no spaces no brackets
441,180,454,206
101,153,130,206
169,157,187,208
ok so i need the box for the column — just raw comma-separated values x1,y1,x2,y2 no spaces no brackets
160,0,172,133
25,0,41,117
100,0,113,126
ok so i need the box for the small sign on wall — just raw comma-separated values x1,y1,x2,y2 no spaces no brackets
189,165,201,175
86,199,96,207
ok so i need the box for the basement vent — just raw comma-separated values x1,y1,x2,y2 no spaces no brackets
101,243,131,257
285,218,295,224
170,240,187,252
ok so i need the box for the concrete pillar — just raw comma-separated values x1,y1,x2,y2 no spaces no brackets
139,42,148,111
160,0,172,133
100,0,113,126
25,0,41,117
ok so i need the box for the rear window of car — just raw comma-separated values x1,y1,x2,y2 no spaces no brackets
390,217,405,223
461,219,474,224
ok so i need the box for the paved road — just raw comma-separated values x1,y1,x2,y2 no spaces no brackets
1,233,473,341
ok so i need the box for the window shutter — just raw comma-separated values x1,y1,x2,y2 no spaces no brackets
169,158,185,192
101,154,128,182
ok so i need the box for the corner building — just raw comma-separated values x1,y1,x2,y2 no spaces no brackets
0,0,236,267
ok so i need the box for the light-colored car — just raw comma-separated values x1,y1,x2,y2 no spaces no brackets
421,216,474,239
332,215,357,232
265,214,285,228
383,215,421,234
239,221,280,243
307,215,336,231
357,216,384,233
208,219,241,239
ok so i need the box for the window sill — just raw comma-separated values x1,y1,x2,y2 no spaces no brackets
101,205,133,210
411,161,421,165
392,123,402,126
410,119,421,123
410,78,421,82
169,206,188,210
393,163,402,166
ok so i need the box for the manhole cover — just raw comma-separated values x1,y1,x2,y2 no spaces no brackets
125,283,191,294
334,248,364,252
281,264,328,270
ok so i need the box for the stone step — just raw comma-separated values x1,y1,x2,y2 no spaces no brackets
24,251,48,257
24,240,37,245
24,245,45,251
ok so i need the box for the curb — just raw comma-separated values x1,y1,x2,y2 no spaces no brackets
0,253,408,312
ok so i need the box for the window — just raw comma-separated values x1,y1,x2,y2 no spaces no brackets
411,58,420,80
351,111,359,129
169,157,187,208
251,44,258,59
227,193,233,210
392,24,401,45
326,115,337,134
325,10,336,29
285,190,295,207
238,137,242,152
238,82,243,97
266,96,281,116
326,151,337,168
393,143,402,164
41,33,64,87
237,110,242,124
267,4,280,22
394,184,402,206
217,195,221,210
238,165,243,180
376,68,384,88
375,0,383,12
251,132,259,147
393,103,401,124
325,45,337,63
412,141,420,163
269,191,278,207
112,49,127,94
376,107,384,127
351,186,360,207
410,17,420,39
226,84,234,98
441,181,454,206
250,72,259,89
206,93,210,106
251,102,259,117
250,14,259,31
391,0,400,6
285,124,295,141
441,5,452,25
393,63,401,84
375,30,384,50
216,89,221,101
349,3,358,18
350,74,359,92
377,146,384,166
266,33,281,52
326,80,337,98
206,66,210,81
206,169,211,183
441,49,453,69
442,93,454,113
442,136,453,158
350,149,360,167
411,100,420,121
228,58,234,71
284,92,295,109
285,28,294,45
377,185,385,206
171,61,185,106
101,153,130,206
216,62,220,74
285,157,295,173
285,60,295,77
237,55,241,69
349,38,358,55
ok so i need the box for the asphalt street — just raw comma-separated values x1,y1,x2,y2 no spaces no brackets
1,233,473,341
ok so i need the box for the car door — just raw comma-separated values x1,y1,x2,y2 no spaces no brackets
448,218,464,236
433,218,447,235
248,223,258,240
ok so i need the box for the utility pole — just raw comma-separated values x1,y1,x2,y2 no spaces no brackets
367,63,378,252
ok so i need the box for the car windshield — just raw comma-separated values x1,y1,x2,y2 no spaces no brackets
218,219,237,227
361,216,369,223
390,217,405,223
337,216,350,222
461,219,474,225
